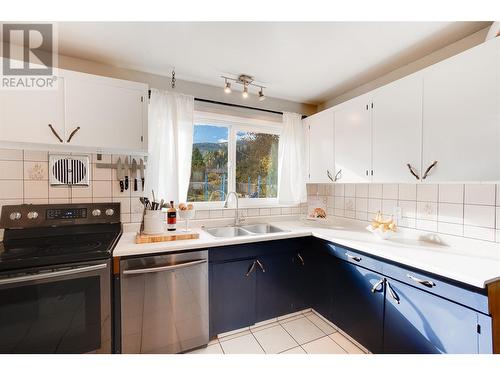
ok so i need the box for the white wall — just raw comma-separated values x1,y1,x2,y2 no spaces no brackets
318,26,491,110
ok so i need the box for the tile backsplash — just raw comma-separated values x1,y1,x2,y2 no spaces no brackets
0,147,304,225
307,183,500,243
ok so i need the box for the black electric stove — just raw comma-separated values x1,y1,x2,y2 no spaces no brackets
0,203,122,272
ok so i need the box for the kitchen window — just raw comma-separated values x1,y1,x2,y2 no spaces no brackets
187,112,281,206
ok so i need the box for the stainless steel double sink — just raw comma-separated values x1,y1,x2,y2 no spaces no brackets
204,223,286,238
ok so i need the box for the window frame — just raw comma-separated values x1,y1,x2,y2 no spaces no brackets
191,111,282,209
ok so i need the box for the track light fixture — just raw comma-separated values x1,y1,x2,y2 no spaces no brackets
221,74,266,101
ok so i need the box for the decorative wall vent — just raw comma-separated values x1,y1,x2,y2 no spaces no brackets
49,154,90,186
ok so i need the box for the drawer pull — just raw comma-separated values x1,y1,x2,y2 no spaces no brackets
297,253,305,266
246,261,257,277
371,278,385,293
386,281,400,304
407,274,436,288
345,253,361,262
256,259,266,273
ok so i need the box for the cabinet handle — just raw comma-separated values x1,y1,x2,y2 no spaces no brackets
407,274,436,288
245,261,257,277
422,160,438,180
66,126,81,143
256,259,266,273
326,170,334,182
371,278,385,293
334,169,342,182
406,163,420,180
48,124,63,143
386,281,400,304
297,253,305,266
345,253,362,262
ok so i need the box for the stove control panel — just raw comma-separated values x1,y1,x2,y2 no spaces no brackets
0,203,121,229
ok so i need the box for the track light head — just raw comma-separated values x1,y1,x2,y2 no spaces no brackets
224,80,231,94
242,85,249,98
258,88,265,101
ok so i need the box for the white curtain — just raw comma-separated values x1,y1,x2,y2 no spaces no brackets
277,112,307,204
145,90,194,204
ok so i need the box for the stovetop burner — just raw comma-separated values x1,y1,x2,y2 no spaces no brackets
0,203,121,272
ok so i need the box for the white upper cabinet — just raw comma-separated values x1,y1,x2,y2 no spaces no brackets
421,37,500,182
0,77,65,145
0,63,148,154
305,109,335,183
63,71,147,151
371,73,423,183
334,95,372,183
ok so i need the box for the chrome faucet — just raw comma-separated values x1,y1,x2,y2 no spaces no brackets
224,191,244,226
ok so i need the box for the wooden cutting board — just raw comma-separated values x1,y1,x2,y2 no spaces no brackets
135,230,200,244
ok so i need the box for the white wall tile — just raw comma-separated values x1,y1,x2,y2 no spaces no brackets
497,184,500,207
345,210,355,218
345,198,355,211
416,219,438,232
24,150,48,161
356,211,368,221
464,205,495,228
49,185,70,199
367,199,382,214
368,184,383,199
326,196,334,208
496,207,500,229
438,184,464,204
317,184,327,196
92,163,112,181
345,184,355,197
195,210,209,220
334,197,345,209
495,230,500,243
382,199,398,216
334,208,344,217
247,208,259,217
398,200,417,218
355,198,368,212
49,197,70,204
72,185,92,199
92,153,111,163
438,203,463,224
416,201,437,221
260,208,271,216
465,184,496,206
0,160,23,180
334,184,344,197
399,217,416,228
398,184,416,201
464,226,495,241
0,148,23,161
24,198,48,205
438,222,463,236
23,161,48,181
210,209,223,219
417,184,438,202
24,180,48,199
382,184,398,200
281,207,292,215
130,198,144,214
92,180,112,198
270,207,281,216
223,209,235,218
355,184,368,198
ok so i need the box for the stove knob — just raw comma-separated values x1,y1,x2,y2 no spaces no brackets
105,208,114,216
9,212,21,220
27,211,39,220
92,209,102,217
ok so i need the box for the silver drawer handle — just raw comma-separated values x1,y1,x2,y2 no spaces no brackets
371,278,385,293
123,259,206,275
386,281,400,304
256,259,266,272
345,253,361,262
0,263,107,286
407,274,436,288
246,260,257,277
297,253,305,266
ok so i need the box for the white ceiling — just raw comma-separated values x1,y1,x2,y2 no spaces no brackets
57,22,491,105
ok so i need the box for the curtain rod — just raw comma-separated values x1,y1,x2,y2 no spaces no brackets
147,90,307,119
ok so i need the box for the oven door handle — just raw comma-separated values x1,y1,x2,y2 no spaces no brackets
123,259,207,275
0,263,108,286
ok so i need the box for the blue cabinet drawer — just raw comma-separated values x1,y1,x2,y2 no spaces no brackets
322,242,384,273
382,262,489,314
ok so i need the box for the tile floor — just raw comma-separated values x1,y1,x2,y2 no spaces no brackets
187,309,369,354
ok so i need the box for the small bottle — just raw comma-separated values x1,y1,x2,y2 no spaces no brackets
167,201,177,231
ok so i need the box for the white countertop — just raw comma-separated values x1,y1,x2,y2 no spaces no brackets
113,219,500,289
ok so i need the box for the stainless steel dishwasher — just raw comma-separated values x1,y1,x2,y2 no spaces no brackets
120,250,208,353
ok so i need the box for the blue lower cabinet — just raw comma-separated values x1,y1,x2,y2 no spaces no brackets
331,261,385,353
383,277,484,353
209,259,257,337
256,252,297,322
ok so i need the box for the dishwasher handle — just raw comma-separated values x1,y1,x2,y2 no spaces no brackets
123,259,207,275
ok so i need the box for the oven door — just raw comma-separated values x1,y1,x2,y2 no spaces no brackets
0,259,111,354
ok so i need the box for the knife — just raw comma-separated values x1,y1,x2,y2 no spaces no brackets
139,158,145,191
131,158,138,191
124,158,129,190
117,157,125,193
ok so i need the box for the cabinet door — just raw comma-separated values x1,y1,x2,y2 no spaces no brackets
256,252,297,322
306,110,335,183
0,77,65,145
422,38,500,182
372,74,423,182
64,75,145,151
209,260,256,336
384,278,480,353
334,95,372,183
331,261,385,353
